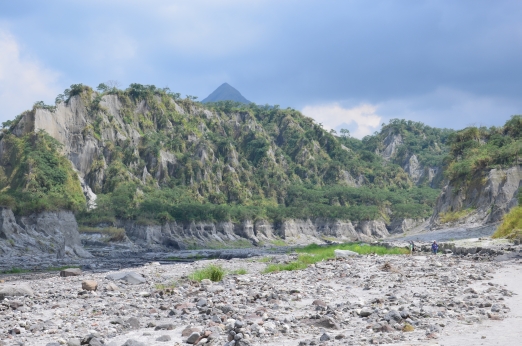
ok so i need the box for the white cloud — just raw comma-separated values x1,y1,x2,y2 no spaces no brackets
0,31,61,123
302,103,382,139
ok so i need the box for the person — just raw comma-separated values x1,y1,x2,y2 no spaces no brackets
431,240,439,255
409,241,415,255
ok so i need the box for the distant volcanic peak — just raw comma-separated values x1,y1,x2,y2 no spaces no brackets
201,83,251,104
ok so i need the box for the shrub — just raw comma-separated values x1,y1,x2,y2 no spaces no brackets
439,209,473,223
493,206,522,240
188,265,226,282
230,268,248,275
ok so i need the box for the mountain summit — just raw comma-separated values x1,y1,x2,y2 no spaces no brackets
201,83,251,104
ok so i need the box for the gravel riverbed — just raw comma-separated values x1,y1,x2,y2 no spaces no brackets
0,249,521,346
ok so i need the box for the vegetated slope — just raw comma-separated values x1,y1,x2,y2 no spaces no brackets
0,84,446,230
350,119,453,187
430,115,522,228
201,83,251,104
0,131,85,214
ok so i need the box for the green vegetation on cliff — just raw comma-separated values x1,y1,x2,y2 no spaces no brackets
0,131,85,214
1,83,446,224
445,115,522,183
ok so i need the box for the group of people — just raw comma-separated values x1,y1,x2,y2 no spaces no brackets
408,240,439,255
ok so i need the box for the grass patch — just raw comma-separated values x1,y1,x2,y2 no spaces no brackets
439,208,473,223
493,206,522,240
0,267,31,274
230,268,248,275
263,243,408,273
155,281,177,290
257,256,272,263
188,264,226,282
270,239,287,246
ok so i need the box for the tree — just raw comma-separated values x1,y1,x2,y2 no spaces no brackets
340,129,350,137
97,83,108,92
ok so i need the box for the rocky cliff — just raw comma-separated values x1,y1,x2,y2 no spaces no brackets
97,218,391,250
376,122,450,188
0,208,91,258
429,166,522,229
0,84,447,254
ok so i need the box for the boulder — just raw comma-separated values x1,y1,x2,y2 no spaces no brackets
106,272,146,284
186,332,201,344
81,280,98,291
60,268,82,277
0,284,34,299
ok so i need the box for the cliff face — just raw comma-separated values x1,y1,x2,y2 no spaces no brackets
0,208,91,258
429,166,522,229
112,218,390,249
0,86,445,251
378,130,445,188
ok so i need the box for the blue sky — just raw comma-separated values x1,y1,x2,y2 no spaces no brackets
1,0,522,137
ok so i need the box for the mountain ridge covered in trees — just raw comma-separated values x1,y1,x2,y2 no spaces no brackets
0,83,467,228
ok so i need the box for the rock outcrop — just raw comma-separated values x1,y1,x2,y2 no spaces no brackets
99,218,390,250
429,166,522,229
378,131,443,187
0,208,91,258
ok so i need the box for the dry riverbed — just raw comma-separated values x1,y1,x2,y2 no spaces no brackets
0,249,521,346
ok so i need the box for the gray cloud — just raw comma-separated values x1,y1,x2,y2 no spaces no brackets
1,0,521,129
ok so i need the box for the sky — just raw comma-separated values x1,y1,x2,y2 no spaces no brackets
1,0,522,138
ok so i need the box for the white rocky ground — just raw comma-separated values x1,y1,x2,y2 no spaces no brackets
0,248,521,346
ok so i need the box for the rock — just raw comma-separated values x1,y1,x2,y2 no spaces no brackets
121,340,146,346
182,327,202,337
334,249,358,258
384,310,402,322
88,338,103,346
155,323,175,330
46,343,61,346
156,335,171,342
400,308,410,319
105,282,119,291
201,279,212,286
360,308,372,317
312,299,327,307
106,272,146,284
67,339,81,346
186,332,201,344
197,298,208,307
126,317,140,329
60,268,82,277
491,304,502,312
81,280,98,291
0,283,34,299
320,333,331,341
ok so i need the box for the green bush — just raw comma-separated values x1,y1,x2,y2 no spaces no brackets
493,206,522,240
188,265,226,282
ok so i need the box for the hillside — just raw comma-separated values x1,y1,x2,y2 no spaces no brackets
0,83,453,247
430,115,522,229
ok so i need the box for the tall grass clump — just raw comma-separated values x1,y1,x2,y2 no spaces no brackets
188,264,226,282
439,209,473,223
493,206,522,240
263,242,408,273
